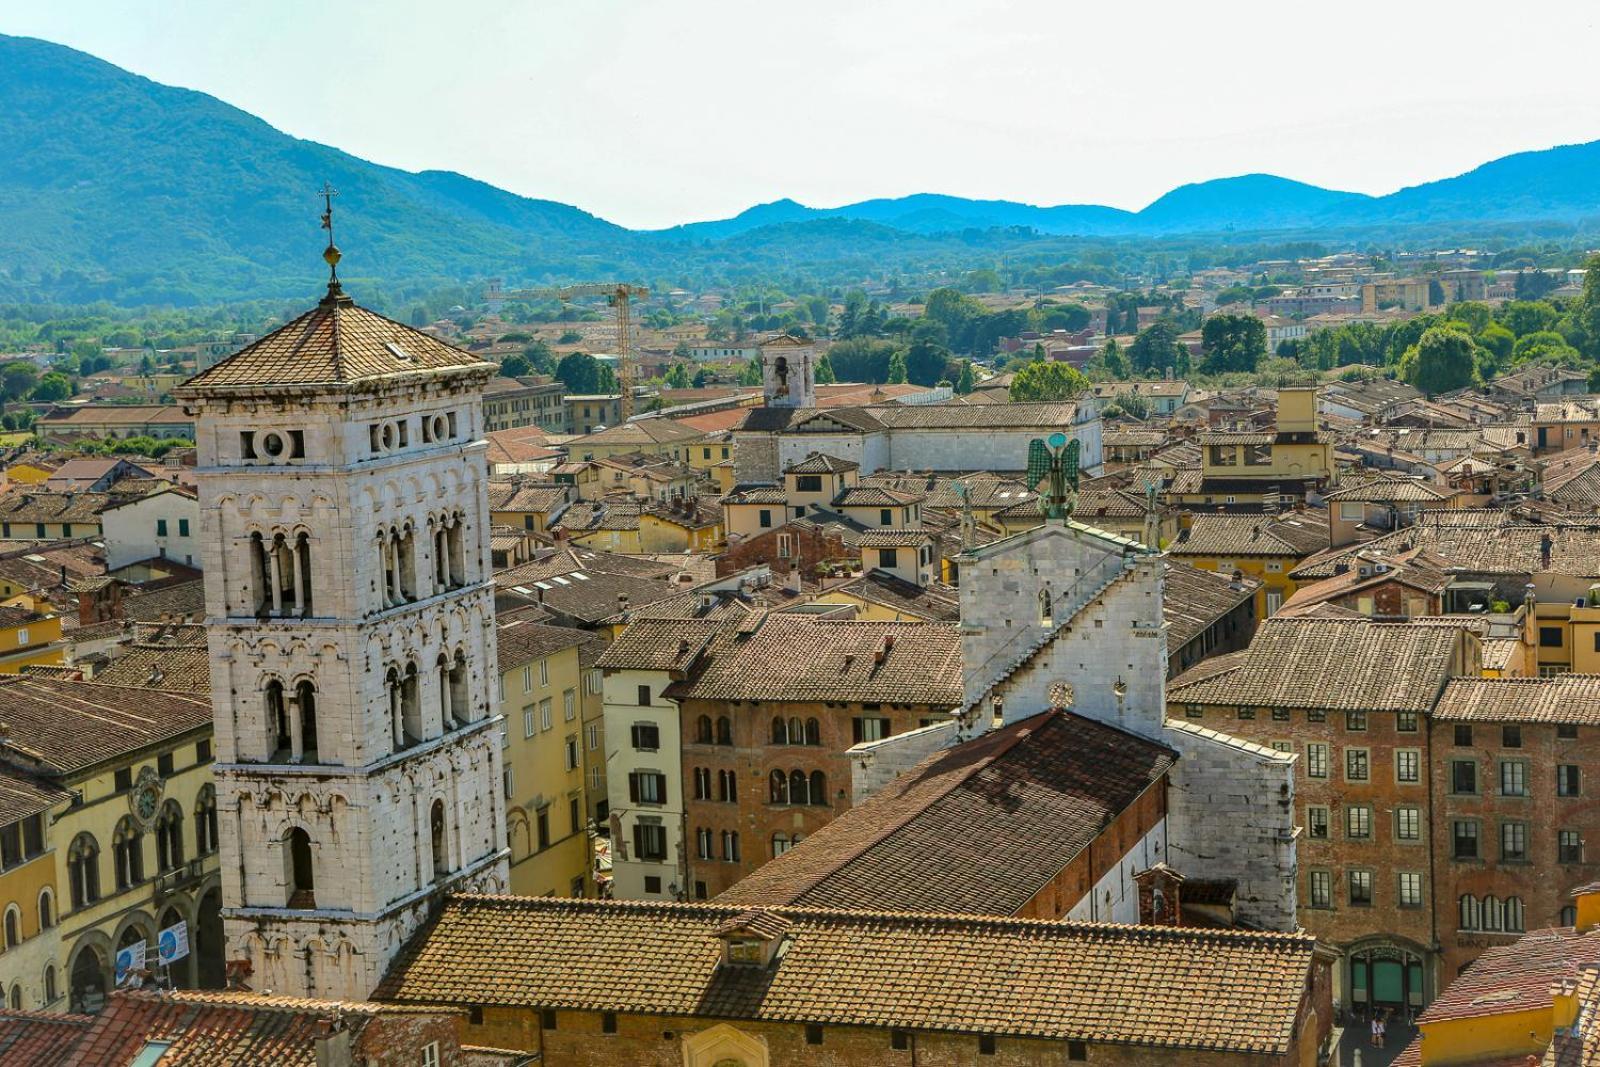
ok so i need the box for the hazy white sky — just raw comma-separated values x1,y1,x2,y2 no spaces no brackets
5,0,1599,229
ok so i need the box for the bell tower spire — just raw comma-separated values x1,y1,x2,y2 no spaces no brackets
318,181,346,304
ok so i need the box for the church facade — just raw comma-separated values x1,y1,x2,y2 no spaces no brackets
176,277,510,999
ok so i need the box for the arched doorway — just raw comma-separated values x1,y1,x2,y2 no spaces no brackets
1350,943,1427,1017
194,887,224,989
69,944,107,1013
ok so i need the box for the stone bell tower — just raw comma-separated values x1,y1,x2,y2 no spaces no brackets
174,225,509,999
761,334,817,408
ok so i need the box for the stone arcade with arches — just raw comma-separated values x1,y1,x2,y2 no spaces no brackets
176,274,510,1000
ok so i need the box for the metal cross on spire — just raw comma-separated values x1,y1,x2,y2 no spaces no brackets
318,181,343,300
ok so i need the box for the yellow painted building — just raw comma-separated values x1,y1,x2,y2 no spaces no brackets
0,608,65,673
1168,511,1331,619
685,433,733,481
496,620,601,899
637,504,723,553
0,764,73,1011
0,677,223,1012
1401,883,1600,1064
1183,388,1334,508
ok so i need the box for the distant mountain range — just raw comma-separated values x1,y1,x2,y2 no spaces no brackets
5,32,1600,304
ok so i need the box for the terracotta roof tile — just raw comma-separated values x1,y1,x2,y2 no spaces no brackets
376,894,1317,1053
0,675,212,775
719,711,1174,915
177,296,494,392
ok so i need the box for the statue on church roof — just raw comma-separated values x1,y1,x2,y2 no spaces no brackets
1026,433,1079,521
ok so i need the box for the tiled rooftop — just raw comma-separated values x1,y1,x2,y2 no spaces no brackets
177,296,494,392
719,710,1174,915
376,894,1317,1053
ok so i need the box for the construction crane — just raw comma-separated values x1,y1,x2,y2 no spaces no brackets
486,282,649,421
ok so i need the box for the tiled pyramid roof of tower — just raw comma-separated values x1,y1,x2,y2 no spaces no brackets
177,294,493,392
376,894,1318,1053
719,710,1174,914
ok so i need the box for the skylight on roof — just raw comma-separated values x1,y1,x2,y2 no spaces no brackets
511,586,534,595
552,576,571,585
534,581,553,590
572,572,591,581
22,554,45,563
384,342,410,361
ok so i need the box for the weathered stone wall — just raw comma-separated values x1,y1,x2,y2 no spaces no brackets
1163,719,1299,932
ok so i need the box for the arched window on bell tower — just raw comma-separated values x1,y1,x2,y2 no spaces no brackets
284,827,314,908
295,680,320,763
396,524,416,601
386,666,405,750
430,799,449,880
401,662,422,743
449,651,470,727
249,532,270,616
266,680,290,761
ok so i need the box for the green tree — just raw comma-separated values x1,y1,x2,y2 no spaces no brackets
672,340,692,359
955,360,975,394
815,355,837,384
1477,323,1515,364
522,340,555,374
1199,314,1267,374
904,322,951,386
806,296,831,329
664,363,691,389
1398,326,1480,396
1009,360,1089,402
0,362,39,405
739,358,763,386
1499,300,1559,338
558,329,583,345
30,372,72,403
886,350,908,384
1447,302,1494,334
499,354,532,378
691,368,709,388
1574,253,1600,357
1128,322,1188,377
1101,339,1129,379
1113,390,1149,419
1512,330,1582,366
554,352,603,394
826,338,899,383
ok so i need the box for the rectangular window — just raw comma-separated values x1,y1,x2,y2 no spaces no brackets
1560,829,1584,864
539,660,549,687
1559,723,1580,740
805,1024,823,1046
1540,626,1564,647
565,736,579,771
629,772,666,805
630,723,659,751
637,684,652,707
1397,711,1418,733
422,1042,440,1067
1237,706,1255,720
1306,743,1328,779
1453,820,1480,860
1454,724,1472,746
1345,805,1372,840
1502,724,1522,748
879,547,899,569
1345,748,1369,782
1398,871,1422,908
178,518,190,537
1395,749,1420,784
156,519,168,536
522,666,532,691
1346,710,1367,731
1309,869,1332,909
1451,759,1478,795
1307,806,1329,839
504,768,514,799
1501,821,1528,862
1271,707,1290,722
196,739,212,763
1307,709,1326,723
1500,760,1527,797
523,707,535,738
115,768,132,793
758,510,772,529
536,808,550,850
633,822,666,861
1395,806,1420,841
587,723,600,751
852,717,891,743
157,752,174,777
1349,870,1373,906
540,699,553,731
1559,765,1583,797
564,689,576,720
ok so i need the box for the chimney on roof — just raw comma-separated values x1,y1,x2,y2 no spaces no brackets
313,1013,354,1067
617,593,630,613
147,665,164,686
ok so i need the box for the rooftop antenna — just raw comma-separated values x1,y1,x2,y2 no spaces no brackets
318,181,343,302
